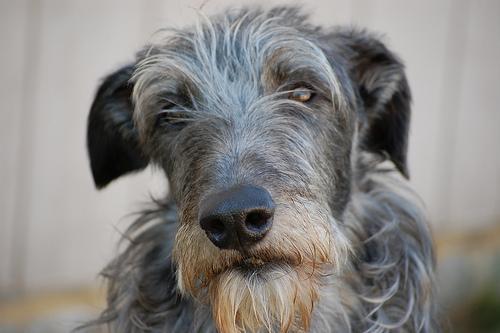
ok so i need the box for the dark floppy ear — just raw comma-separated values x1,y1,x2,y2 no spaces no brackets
327,29,411,178
87,64,148,189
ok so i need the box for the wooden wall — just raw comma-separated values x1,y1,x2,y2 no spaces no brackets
1,0,499,295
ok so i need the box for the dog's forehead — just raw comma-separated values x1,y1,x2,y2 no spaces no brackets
132,15,337,98
129,9,353,135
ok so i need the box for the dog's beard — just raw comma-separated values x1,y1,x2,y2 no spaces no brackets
174,203,351,332
176,244,342,333
208,264,321,333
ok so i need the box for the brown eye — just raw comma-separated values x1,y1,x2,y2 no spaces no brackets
288,88,313,103
156,102,189,130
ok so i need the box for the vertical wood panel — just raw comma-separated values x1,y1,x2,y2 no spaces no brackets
447,0,500,229
310,0,353,26
0,0,29,294
351,0,374,26
20,0,153,292
432,0,471,228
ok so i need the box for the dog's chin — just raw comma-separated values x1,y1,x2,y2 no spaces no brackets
206,260,320,333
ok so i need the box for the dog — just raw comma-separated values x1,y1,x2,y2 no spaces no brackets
86,6,437,332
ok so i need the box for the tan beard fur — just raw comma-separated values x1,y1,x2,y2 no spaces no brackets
208,264,322,333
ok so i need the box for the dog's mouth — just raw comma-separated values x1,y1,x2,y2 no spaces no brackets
240,256,267,269
236,257,286,273
224,254,300,276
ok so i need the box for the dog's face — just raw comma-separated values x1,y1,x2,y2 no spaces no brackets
88,7,411,332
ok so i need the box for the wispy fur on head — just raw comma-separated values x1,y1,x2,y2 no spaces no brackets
85,6,438,333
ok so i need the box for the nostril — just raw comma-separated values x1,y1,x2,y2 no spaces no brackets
245,210,272,233
201,217,226,243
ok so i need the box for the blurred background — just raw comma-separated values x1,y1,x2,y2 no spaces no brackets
0,0,499,332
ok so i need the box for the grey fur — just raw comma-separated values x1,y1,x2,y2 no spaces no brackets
85,6,438,332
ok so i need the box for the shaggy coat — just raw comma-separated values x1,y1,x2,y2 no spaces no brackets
86,6,437,333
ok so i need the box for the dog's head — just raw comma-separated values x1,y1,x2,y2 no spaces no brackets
87,7,411,332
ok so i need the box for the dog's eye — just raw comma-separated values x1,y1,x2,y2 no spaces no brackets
288,88,313,103
156,102,189,130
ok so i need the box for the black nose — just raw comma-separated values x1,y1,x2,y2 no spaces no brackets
199,185,275,250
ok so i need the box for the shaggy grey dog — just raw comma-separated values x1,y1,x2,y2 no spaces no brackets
86,6,438,333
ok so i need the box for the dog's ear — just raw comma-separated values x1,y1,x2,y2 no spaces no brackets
87,64,148,189
325,29,411,178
